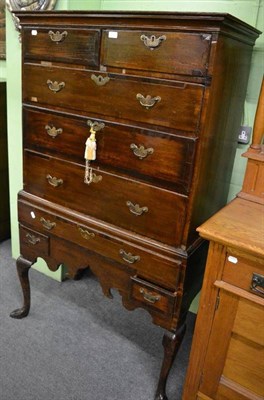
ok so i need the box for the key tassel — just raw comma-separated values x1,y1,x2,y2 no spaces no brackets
84,128,97,185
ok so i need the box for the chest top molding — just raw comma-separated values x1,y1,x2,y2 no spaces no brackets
14,11,260,44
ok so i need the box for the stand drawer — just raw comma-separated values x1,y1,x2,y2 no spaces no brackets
19,225,49,257
131,277,177,315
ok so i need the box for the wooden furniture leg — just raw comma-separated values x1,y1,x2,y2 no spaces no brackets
10,256,32,319
155,324,186,400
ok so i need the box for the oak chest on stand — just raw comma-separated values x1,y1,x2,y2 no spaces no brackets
10,11,259,400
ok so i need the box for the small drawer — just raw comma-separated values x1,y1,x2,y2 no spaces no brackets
18,199,182,290
23,150,187,247
23,64,204,134
223,250,264,296
101,30,211,77
23,106,196,194
19,225,49,257
131,277,177,315
23,27,100,67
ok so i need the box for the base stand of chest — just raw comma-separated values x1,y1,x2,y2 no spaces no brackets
10,251,188,400
155,327,186,400
10,256,32,319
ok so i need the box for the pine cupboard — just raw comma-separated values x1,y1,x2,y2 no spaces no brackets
182,198,264,400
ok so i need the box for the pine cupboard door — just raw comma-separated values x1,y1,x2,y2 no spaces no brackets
198,286,264,400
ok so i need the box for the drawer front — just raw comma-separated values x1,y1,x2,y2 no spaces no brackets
101,30,211,76
23,151,187,246
23,64,204,133
19,225,49,257
18,200,182,290
23,28,100,67
131,276,176,315
24,107,196,193
223,250,264,295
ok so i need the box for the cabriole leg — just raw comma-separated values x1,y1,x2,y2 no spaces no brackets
10,256,33,319
155,324,186,400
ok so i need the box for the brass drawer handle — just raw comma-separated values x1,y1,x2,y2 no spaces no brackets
251,272,264,297
130,143,154,160
84,170,102,185
40,217,56,231
140,34,166,50
87,120,105,132
119,249,140,264
45,125,63,138
91,173,102,183
78,227,95,240
91,74,110,86
47,80,65,93
46,174,63,187
126,201,148,216
139,288,161,304
48,30,68,43
26,233,40,246
136,93,161,109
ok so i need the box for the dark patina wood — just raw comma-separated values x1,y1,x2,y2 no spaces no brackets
23,149,187,246
155,327,186,400
23,27,100,66
10,256,32,319
11,11,260,400
101,29,211,76
23,106,197,193
23,64,204,132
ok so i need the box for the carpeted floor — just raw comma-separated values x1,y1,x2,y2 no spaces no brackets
0,240,195,400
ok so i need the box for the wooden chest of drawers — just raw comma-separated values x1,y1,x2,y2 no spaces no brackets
10,11,260,399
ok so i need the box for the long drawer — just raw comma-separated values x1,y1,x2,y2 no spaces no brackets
23,150,187,246
18,199,182,290
23,27,100,66
101,29,211,77
23,107,196,193
23,64,204,133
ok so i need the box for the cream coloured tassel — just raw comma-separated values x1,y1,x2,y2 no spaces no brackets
84,129,96,184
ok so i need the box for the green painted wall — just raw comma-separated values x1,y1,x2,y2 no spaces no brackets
68,0,101,9
3,0,263,310
0,59,6,78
